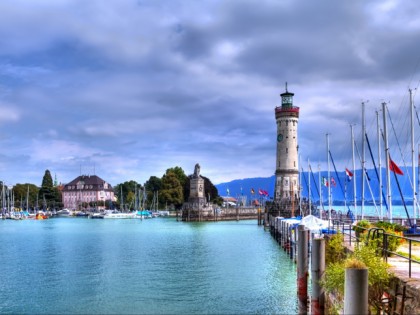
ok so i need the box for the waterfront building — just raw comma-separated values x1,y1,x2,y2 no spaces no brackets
62,175,114,210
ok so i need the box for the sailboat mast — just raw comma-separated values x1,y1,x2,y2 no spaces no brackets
361,101,366,219
308,158,311,215
376,110,383,219
410,88,417,224
326,133,331,221
26,185,29,212
299,154,302,215
351,124,358,221
318,163,322,214
382,102,392,223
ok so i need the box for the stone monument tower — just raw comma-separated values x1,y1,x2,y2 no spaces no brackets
274,84,300,202
182,163,214,221
188,163,206,208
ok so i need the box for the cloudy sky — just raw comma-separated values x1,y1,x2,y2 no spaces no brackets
1,0,419,187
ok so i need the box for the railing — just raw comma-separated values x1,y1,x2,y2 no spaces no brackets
331,219,420,278
275,106,300,113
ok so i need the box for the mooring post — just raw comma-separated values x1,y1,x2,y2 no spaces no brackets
311,238,325,315
344,267,368,315
289,225,294,260
297,224,308,314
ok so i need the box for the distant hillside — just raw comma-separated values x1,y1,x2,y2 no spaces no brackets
215,167,416,203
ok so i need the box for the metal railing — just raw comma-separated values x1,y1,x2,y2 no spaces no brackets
331,219,420,278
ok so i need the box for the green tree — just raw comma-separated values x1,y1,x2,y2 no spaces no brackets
166,166,187,186
114,180,142,210
160,171,183,209
11,183,40,210
39,170,57,209
144,176,162,207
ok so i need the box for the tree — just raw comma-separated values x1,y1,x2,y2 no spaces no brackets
165,166,187,187
39,170,60,209
12,183,40,210
113,180,142,210
159,171,183,209
144,176,162,207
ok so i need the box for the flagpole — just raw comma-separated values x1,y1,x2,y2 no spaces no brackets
361,101,366,221
383,102,392,223
308,158,311,216
351,124,358,221
326,133,331,222
318,163,322,218
376,110,383,220
299,154,302,215
410,88,417,225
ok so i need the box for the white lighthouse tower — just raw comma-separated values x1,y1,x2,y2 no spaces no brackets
274,84,300,204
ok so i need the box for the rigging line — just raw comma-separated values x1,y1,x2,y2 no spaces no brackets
328,150,354,222
354,140,380,217
365,132,389,211
301,167,315,201
390,153,413,227
386,104,410,173
415,104,420,128
308,163,323,210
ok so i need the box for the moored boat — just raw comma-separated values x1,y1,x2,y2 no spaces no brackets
56,209,71,217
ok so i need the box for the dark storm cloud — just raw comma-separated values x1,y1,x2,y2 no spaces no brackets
0,0,419,186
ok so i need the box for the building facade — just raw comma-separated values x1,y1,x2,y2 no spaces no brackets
274,86,300,202
62,175,114,210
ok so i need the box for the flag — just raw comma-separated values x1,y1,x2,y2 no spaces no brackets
227,188,230,195
345,168,353,182
258,188,264,195
390,159,404,175
263,190,269,196
251,188,255,194
331,177,336,187
322,176,328,187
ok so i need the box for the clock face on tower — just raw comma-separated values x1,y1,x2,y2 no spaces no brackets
277,134,283,142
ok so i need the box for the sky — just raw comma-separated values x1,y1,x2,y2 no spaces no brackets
1,0,420,188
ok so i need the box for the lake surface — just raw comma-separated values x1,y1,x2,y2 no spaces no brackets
0,218,297,314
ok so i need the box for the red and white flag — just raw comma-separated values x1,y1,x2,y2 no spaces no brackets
345,168,353,181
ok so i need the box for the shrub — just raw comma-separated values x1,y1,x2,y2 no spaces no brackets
325,233,346,266
352,219,371,236
322,240,393,314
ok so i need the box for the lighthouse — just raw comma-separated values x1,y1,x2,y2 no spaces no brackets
274,84,300,203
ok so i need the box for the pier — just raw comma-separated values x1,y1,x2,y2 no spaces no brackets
267,214,420,314
181,206,259,221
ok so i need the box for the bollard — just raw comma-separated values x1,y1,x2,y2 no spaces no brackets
311,238,325,315
344,267,368,315
297,224,308,314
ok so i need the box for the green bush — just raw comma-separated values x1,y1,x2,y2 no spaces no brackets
322,241,393,314
352,219,371,235
325,233,346,266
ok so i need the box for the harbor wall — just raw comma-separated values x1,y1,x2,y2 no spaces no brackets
181,206,259,221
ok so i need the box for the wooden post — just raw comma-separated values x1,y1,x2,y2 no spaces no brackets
344,267,368,315
311,238,325,315
297,224,308,314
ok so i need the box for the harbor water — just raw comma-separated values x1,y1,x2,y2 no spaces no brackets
0,218,297,314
